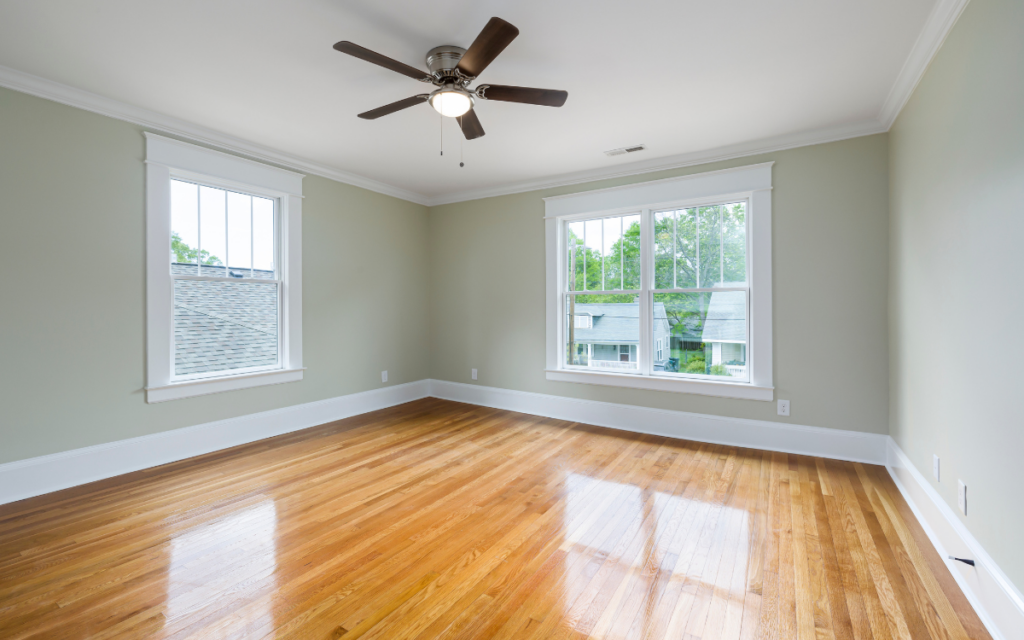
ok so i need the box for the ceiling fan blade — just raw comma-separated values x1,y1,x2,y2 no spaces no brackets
334,41,432,82
476,84,568,107
358,95,429,120
457,109,485,140
455,17,519,78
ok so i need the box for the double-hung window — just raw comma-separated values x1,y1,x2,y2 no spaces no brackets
545,163,774,401
145,134,304,402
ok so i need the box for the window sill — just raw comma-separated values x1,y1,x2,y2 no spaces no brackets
544,369,773,401
146,368,304,403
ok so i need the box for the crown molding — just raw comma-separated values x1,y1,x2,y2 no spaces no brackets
1,0,965,213
878,0,971,128
424,118,887,206
0,64,431,206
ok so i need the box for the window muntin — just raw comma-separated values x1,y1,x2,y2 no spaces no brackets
560,201,749,383
170,179,281,380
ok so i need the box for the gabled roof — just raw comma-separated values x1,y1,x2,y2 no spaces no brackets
700,291,746,343
172,263,278,375
572,302,670,345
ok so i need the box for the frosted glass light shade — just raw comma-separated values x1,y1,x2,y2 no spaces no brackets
430,91,472,118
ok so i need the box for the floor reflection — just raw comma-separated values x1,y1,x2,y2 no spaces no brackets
163,499,278,635
559,471,750,638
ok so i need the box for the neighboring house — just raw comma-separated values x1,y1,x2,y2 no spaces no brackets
700,290,747,378
172,263,278,376
569,302,671,371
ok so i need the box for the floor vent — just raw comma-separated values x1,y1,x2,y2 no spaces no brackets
604,144,647,157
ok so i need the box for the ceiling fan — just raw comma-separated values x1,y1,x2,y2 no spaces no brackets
333,17,568,140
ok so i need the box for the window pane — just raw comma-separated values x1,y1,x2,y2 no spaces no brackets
583,219,602,291
227,191,252,274
722,202,747,285
654,291,747,380
654,209,698,289
252,196,275,278
603,216,623,291
565,214,640,293
171,180,199,269
199,186,227,277
174,279,279,376
566,220,585,292
621,214,641,289
564,293,639,372
697,205,722,287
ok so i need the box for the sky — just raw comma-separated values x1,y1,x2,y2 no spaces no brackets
171,179,275,273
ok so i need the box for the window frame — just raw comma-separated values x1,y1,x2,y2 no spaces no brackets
145,133,304,403
544,163,774,401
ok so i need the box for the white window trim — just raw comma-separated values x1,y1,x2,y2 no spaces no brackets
544,162,774,401
145,133,304,403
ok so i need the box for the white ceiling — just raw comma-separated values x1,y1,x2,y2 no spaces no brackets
0,0,940,204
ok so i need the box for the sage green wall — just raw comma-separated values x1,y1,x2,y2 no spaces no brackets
0,86,430,464
889,0,1024,589
428,134,890,434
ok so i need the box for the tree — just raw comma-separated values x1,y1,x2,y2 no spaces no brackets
172,232,223,266
565,219,640,304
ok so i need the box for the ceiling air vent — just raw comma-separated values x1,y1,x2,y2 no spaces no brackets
604,144,647,157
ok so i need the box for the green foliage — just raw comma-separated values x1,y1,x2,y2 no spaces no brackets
172,232,222,266
709,364,730,376
684,359,707,373
653,203,745,289
566,219,640,303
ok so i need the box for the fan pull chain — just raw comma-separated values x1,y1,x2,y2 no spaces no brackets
460,135,464,168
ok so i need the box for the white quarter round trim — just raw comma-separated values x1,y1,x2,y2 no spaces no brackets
543,162,774,218
146,368,305,403
545,369,774,401
886,439,1024,640
145,133,303,196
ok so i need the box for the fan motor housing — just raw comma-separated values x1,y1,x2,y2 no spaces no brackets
426,45,467,81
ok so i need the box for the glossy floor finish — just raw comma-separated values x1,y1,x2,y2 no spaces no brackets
0,399,991,640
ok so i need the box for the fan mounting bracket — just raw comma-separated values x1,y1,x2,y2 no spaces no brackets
426,45,474,86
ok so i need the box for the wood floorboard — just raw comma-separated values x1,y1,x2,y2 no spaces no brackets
0,399,993,639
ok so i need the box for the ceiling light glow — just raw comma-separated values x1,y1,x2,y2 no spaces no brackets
430,91,472,118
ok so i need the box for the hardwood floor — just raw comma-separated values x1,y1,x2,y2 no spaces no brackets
0,399,991,639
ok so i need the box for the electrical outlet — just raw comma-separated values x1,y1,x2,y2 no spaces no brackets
471,368,478,381
958,480,967,515
381,370,388,383
933,455,940,482
777,399,790,416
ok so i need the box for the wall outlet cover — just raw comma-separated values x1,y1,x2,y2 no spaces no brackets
471,368,478,380
381,370,388,383
957,479,966,515
933,454,940,482
777,399,790,416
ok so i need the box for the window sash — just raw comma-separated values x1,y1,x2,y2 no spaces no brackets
170,279,284,382
168,179,284,382
559,198,751,380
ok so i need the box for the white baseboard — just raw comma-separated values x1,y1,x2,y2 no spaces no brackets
885,439,1024,640
0,380,430,506
427,380,889,464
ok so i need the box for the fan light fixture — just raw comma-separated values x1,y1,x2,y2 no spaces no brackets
333,17,569,140
430,90,472,118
